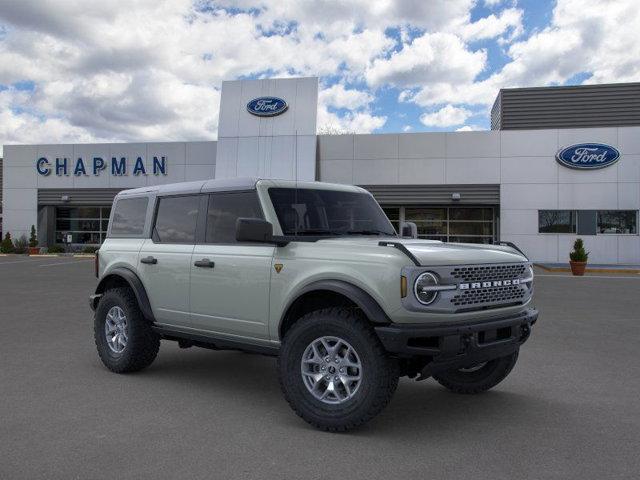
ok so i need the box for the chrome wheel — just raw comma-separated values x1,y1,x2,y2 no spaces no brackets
105,306,128,354
300,336,362,405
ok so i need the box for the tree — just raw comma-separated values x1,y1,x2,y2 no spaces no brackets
1,232,15,253
569,238,589,262
29,225,38,248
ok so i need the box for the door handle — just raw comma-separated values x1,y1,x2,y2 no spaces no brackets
140,256,157,265
194,258,215,268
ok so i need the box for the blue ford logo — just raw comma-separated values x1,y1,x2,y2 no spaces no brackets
246,97,288,117
556,143,620,170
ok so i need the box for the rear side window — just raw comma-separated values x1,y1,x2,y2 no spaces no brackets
110,197,148,236
206,192,263,243
153,195,200,244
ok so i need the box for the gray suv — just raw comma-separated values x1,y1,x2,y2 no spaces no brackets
90,178,537,431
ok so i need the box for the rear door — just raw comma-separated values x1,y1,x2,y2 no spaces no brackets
189,191,274,339
137,194,200,326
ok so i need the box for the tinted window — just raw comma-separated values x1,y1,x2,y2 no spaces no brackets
268,188,396,236
154,195,200,243
597,210,638,234
206,192,263,243
538,210,576,233
110,197,148,236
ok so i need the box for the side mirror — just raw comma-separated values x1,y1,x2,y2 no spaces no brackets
236,218,274,243
401,221,418,239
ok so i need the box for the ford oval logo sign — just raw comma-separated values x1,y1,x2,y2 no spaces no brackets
246,97,288,117
556,143,620,170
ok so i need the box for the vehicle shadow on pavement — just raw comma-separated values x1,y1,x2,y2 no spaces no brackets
128,345,559,436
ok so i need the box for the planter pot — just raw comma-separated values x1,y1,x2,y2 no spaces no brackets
28,246,40,255
569,260,587,276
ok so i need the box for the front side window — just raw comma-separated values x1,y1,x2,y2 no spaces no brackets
538,210,576,233
205,192,263,243
597,210,637,234
268,188,396,237
153,195,200,243
110,197,148,236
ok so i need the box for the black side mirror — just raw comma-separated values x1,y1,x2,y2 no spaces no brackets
401,222,418,239
236,218,274,243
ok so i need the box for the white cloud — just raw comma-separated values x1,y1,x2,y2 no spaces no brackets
459,7,523,42
484,0,506,7
402,125,413,132
456,125,484,131
319,84,373,110
404,0,640,110
420,105,472,127
366,32,486,88
0,0,638,147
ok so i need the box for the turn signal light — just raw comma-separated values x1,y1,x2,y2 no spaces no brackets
400,275,407,298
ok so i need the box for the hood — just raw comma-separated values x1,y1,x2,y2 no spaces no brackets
318,237,527,266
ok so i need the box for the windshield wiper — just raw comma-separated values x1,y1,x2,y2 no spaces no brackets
344,229,395,236
286,229,347,236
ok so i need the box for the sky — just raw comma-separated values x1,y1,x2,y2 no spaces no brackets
0,0,638,154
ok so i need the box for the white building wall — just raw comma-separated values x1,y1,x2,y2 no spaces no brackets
215,77,317,182
318,127,640,264
2,142,216,242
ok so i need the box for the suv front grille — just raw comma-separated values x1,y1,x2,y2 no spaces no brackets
451,285,525,307
451,264,526,283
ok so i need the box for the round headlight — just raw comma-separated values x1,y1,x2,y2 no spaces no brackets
414,272,439,305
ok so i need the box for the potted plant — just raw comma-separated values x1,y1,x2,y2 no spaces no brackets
28,225,40,255
1,232,15,253
13,235,28,254
569,238,589,276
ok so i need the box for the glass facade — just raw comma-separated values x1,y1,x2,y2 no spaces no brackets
382,206,496,244
55,206,111,245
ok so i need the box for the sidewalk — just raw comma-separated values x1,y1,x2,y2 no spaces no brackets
535,263,640,274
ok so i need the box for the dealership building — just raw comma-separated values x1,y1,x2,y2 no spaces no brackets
1,78,639,264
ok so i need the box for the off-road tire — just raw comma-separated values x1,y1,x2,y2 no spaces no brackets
278,307,399,432
433,350,519,394
94,287,160,373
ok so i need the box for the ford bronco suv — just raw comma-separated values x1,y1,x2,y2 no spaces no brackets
91,178,537,431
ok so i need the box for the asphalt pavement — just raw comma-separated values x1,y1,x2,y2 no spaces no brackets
1,255,639,479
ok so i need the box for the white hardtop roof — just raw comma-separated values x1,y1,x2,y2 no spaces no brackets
116,178,366,197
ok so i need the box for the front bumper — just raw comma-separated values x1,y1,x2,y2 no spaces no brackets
375,308,538,375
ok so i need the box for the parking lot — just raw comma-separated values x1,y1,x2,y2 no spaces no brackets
1,255,639,479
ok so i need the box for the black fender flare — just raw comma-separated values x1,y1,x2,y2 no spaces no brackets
94,267,155,323
280,279,391,336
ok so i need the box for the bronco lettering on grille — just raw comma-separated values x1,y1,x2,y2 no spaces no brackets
458,278,520,290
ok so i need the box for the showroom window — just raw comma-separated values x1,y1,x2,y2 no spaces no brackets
382,207,400,234
390,206,495,244
597,210,638,234
538,210,577,233
55,206,112,244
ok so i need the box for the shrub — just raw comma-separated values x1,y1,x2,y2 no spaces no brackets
569,238,589,262
48,245,66,254
82,246,99,254
1,233,15,253
29,225,38,248
14,235,29,254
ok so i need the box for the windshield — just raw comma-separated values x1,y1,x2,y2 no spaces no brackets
268,187,397,237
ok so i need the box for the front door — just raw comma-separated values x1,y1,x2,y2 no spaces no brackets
137,194,200,326
189,191,274,340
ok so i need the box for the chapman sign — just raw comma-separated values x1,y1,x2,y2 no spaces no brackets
36,156,168,176
246,97,288,117
556,143,620,170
